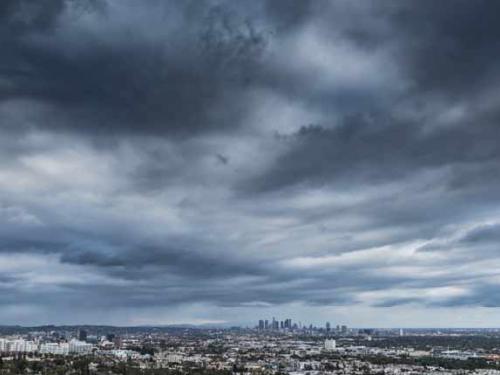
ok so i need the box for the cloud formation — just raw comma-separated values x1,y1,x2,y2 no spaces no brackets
1,0,500,326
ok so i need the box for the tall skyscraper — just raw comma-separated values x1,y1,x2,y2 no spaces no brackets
78,329,87,342
272,318,279,330
258,320,264,330
326,322,331,332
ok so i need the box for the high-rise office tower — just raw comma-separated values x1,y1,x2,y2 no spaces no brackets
78,329,87,342
273,319,279,330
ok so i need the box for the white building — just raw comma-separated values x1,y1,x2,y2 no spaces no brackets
69,339,93,354
324,339,336,350
9,339,38,353
40,343,70,355
0,339,38,353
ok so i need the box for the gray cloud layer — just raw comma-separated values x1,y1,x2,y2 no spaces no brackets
1,0,500,325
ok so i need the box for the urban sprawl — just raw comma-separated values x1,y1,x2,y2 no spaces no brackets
2,322,500,375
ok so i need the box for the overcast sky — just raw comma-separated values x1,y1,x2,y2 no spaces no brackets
2,0,500,327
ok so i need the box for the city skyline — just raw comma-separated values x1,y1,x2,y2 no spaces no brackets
1,0,500,326
2,324,500,375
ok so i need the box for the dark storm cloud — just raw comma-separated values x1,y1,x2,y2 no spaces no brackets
247,110,500,192
59,244,264,280
1,0,266,138
36,261,420,308
461,224,500,243
263,0,317,33
2,0,500,324
389,0,500,97
0,0,65,33
430,283,500,308
238,0,500,310
245,0,500,194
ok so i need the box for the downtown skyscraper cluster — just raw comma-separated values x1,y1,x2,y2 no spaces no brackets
258,317,294,331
